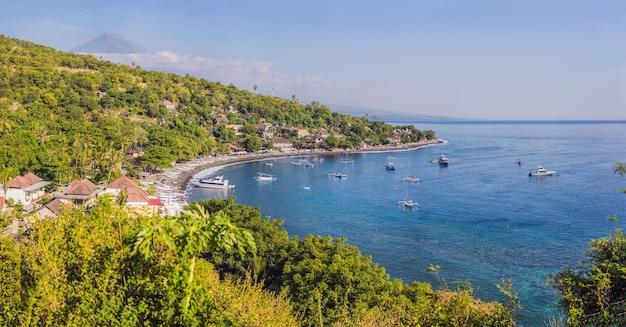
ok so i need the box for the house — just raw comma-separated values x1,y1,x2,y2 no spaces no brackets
31,198,65,220
52,179,101,207
257,123,274,139
282,127,309,138
159,100,176,110
4,173,51,210
105,176,161,214
271,137,294,151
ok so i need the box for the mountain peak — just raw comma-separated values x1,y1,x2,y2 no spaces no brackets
70,33,152,54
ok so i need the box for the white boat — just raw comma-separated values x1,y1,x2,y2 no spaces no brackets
194,175,235,190
328,172,347,178
254,172,277,181
403,176,420,183
438,154,449,166
397,199,419,208
529,166,557,177
339,159,354,164
385,162,396,170
264,161,274,166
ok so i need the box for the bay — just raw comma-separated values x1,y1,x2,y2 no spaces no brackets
187,121,626,325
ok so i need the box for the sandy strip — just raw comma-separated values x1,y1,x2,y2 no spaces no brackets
142,139,445,193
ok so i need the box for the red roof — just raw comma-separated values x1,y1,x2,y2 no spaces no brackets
147,196,162,206
8,173,44,188
125,186,148,203
66,179,99,195
106,176,138,190
23,172,43,184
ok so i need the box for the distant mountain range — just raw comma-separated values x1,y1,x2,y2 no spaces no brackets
328,104,455,122
70,33,152,54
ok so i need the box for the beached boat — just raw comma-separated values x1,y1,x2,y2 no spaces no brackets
194,175,235,190
397,199,419,209
254,172,277,181
529,166,557,177
438,154,449,166
328,172,347,178
403,176,420,183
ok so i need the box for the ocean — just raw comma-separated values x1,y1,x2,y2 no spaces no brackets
187,121,626,326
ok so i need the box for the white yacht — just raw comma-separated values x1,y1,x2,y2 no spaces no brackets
438,154,449,166
529,166,557,177
254,172,277,181
194,175,235,190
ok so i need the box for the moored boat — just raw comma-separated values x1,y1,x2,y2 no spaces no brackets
194,175,235,190
397,199,419,208
328,172,347,178
254,172,277,181
529,166,557,177
438,154,449,166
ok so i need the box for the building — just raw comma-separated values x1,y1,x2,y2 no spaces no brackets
4,173,51,211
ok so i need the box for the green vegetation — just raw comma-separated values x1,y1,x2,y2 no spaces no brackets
549,162,626,326
0,196,518,326
0,34,434,187
0,35,520,325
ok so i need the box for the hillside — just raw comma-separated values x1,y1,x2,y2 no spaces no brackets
0,34,434,185
0,35,522,326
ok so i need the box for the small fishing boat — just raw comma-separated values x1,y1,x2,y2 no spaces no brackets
397,199,419,209
254,172,277,181
328,172,347,178
403,176,420,183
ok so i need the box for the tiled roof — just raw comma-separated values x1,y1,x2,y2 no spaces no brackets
126,186,148,203
8,173,45,188
45,199,64,216
66,179,99,195
106,176,138,189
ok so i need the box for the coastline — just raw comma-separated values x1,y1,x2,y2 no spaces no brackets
142,139,445,193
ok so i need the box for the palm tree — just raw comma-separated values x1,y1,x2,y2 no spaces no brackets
0,165,14,210
615,162,626,194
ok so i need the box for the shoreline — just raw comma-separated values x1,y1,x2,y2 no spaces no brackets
142,139,445,193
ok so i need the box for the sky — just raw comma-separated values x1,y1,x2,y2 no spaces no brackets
2,0,626,120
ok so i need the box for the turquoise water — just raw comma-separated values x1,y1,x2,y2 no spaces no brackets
188,122,626,325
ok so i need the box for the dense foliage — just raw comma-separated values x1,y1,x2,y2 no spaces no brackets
550,162,626,326
0,34,434,186
0,196,297,326
195,197,518,326
0,197,518,326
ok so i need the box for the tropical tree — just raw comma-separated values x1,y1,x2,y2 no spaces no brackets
550,162,626,326
132,203,256,324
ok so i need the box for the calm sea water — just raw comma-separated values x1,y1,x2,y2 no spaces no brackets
188,121,626,325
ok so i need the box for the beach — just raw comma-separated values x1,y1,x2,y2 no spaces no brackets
142,140,444,193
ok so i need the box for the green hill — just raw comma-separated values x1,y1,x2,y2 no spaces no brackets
0,34,434,184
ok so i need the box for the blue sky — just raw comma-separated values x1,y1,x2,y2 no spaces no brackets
2,0,626,120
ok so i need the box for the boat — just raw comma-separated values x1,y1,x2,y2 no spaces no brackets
385,162,395,170
302,186,311,190
254,172,277,181
397,199,419,209
194,175,235,190
438,154,449,166
264,161,274,167
403,176,420,183
339,159,354,164
529,166,557,177
328,172,347,178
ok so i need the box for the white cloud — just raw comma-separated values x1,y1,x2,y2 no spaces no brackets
97,51,333,101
